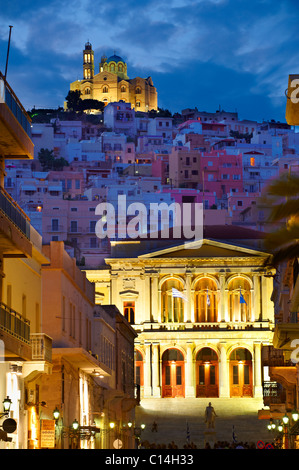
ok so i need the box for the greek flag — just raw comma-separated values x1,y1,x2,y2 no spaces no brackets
206,289,211,307
239,288,246,304
186,422,190,443
172,288,187,302
232,425,237,443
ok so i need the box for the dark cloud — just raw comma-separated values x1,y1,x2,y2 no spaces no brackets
0,0,298,121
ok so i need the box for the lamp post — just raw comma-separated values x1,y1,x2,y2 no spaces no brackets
52,408,100,449
0,396,12,418
280,409,299,449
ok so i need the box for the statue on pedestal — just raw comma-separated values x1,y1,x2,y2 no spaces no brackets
205,402,217,429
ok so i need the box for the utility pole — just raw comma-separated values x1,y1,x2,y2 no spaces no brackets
4,25,13,81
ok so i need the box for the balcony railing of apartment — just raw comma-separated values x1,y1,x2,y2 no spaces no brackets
263,381,286,406
46,224,64,232
0,71,32,137
263,346,294,367
0,302,30,344
0,187,30,239
30,333,52,363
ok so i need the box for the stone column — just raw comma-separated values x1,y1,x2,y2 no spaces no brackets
144,274,151,323
110,273,120,310
185,342,196,397
219,274,226,322
254,342,263,398
143,343,152,397
219,342,229,397
252,275,260,322
158,285,162,323
185,274,192,323
152,343,161,397
151,275,159,323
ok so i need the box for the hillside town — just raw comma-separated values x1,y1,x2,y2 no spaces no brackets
1,41,299,450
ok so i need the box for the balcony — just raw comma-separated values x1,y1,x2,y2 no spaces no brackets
46,224,65,233
0,187,30,238
0,302,32,360
0,187,32,257
263,381,286,407
31,333,52,363
0,301,30,342
0,71,33,159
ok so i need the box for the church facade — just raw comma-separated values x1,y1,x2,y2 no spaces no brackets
69,42,158,113
85,227,275,401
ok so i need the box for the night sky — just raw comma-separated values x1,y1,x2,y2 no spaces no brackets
1,0,298,122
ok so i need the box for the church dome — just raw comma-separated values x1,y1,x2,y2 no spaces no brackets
107,54,125,63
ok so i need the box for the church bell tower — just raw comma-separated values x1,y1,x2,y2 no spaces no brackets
83,41,94,80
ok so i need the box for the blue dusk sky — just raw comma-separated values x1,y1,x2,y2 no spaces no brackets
0,0,298,122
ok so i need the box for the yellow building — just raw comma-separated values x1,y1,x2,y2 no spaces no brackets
0,70,52,449
70,42,158,113
86,226,275,403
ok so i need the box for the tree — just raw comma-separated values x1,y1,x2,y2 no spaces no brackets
38,148,55,171
77,99,105,113
65,90,82,112
38,148,69,171
261,172,299,266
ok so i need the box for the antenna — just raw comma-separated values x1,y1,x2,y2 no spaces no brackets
4,25,13,81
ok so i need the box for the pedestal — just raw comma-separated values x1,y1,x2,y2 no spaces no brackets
203,430,217,449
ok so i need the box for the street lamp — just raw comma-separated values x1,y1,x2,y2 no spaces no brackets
282,413,289,426
53,407,60,421
72,419,79,431
0,396,12,418
278,422,283,433
292,409,299,422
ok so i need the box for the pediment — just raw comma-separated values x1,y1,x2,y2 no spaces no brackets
138,239,271,260
93,71,118,82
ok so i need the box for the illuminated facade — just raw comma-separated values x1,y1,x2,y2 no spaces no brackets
0,71,54,449
69,42,158,113
86,226,275,402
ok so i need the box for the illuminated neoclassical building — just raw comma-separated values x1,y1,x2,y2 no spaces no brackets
69,42,158,113
85,226,275,401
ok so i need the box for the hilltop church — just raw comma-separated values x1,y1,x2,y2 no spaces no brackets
69,42,158,113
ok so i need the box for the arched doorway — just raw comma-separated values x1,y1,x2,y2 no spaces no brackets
196,348,219,397
135,349,144,388
229,348,253,397
162,349,185,398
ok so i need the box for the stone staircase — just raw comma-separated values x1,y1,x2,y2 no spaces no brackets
135,397,272,448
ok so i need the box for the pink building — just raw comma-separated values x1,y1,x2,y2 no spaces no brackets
48,169,85,198
200,150,243,200
227,191,261,223
42,198,109,267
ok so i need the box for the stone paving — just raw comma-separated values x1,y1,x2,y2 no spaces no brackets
135,397,273,448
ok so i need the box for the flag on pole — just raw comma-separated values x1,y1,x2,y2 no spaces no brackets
232,425,237,443
172,288,187,302
239,288,247,304
206,288,211,307
186,421,190,444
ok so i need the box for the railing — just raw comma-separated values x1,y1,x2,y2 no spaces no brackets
46,224,65,232
31,333,52,363
0,71,32,136
263,381,286,406
0,302,30,343
0,187,30,238
137,321,271,332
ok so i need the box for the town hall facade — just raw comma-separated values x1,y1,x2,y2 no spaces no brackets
85,226,275,402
